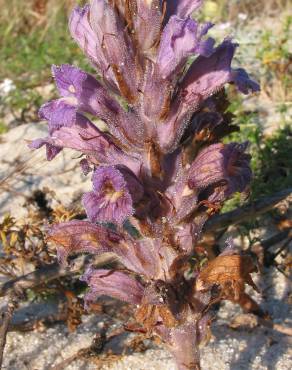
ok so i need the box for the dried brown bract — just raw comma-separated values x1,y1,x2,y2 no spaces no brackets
196,254,259,302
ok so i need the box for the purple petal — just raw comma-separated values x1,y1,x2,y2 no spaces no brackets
89,0,138,103
138,60,173,123
180,39,237,109
112,237,172,279
223,142,252,194
48,219,174,280
165,0,203,19
81,268,144,305
48,220,122,266
82,166,134,224
69,5,117,88
34,109,111,158
52,64,119,117
131,0,162,53
28,138,62,161
188,143,228,189
80,158,92,175
157,40,237,151
231,68,260,94
52,64,87,98
188,142,252,196
49,124,109,156
52,64,144,147
39,99,77,135
41,123,142,173
157,16,214,78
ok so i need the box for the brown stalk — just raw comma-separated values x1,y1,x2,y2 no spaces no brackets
204,188,292,233
0,254,116,298
0,295,19,369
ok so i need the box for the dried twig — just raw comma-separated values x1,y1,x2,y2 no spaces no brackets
7,311,67,333
260,229,292,250
0,295,19,369
0,254,117,297
205,188,292,233
259,317,292,336
230,313,292,337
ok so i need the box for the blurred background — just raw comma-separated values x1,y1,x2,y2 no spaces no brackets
0,1,291,369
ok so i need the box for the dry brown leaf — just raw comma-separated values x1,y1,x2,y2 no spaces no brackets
278,219,292,230
64,290,85,332
230,313,259,331
196,254,259,302
135,304,178,332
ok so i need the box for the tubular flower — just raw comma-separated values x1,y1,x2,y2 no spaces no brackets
82,166,141,224
31,1,260,369
188,142,252,196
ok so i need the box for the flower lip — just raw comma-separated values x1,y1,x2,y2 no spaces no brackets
187,141,252,199
82,166,134,224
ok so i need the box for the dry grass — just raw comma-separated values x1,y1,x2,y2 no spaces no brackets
209,0,290,21
0,0,84,38
0,0,290,37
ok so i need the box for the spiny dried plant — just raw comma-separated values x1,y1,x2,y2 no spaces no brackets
0,202,80,277
29,1,260,369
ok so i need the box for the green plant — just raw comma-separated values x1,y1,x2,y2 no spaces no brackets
0,122,8,134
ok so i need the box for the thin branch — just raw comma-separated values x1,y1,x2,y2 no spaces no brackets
0,254,117,298
0,295,19,369
272,237,292,259
204,188,292,233
260,229,292,250
230,313,292,337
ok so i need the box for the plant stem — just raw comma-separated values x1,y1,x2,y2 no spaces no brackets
0,295,18,369
156,322,201,370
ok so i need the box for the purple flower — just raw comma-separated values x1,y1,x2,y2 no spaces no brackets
48,220,122,265
80,158,92,175
180,40,238,108
180,40,259,108
188,142,252,198
89,0,138,103
39,99,76,132
81,268,144,306
82,166,134,224
231,68,260,94
157,39,259,151
29,138,62,161
30,109,113,161
52,64,118,117
157,16,214,79
165,0,203,19
128,0,162,54
53,64,144,148
69,4,117,88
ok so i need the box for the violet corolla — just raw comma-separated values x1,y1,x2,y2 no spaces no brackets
30,1,260,369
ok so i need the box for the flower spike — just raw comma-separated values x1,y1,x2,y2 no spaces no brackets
30,1,260,368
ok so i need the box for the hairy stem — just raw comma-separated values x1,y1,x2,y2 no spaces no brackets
156,322,201,370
